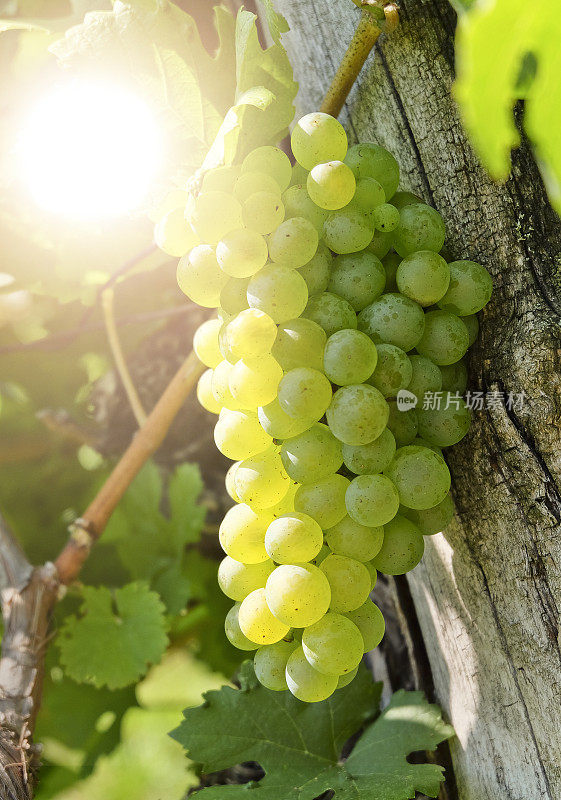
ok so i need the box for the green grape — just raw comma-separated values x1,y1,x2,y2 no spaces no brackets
439,360,468,393
364,560,378,591
177,245,229,308
224,603,258,651
462,314,479,346
226,308,277,360
323,329,378,386
345,599,385,651
342,428,396,475
371,202,400,232
302,612,364,675
277,367,333,422
407,355,443,399
218,556,275,601
384,444,451,509
197,369,222,414
254,639,299,691
225,461,241,502
348,177,386,215
234,171,281,202
264,512,324,563
216,228,268,278
155,207,198,257
371,514,424,575
280,423,343,484
337,666,359,688
234,447,290,509
345,474,400,527
283,183,329,232
381,251,400,291
307,161,356,211
187,190,243,244
248,264,309,323
416,393,471,447
242,191,285,235
386,401,418,446
297,243,332,296
328,251,386,312
413,437,443,455
285,646,338,702
220,276,250,315
437,260,492,316
272,317,327,371
368,229,392,259
392,203,446,257
326,516,384,562
214,409,272,461
219,503,271,563
241,146,292,191
344,143,399,199
201,165,241,194
193,318,222,368
323,209,374,254
390,190,423,210
401,492,454,536
258,398,314,440
211,360,244,410
396,250,450,306
326,384,389,446
268,481,299,518
229,354,283,408
268,216,319,268
218,321,237,364
320,554,372,613
416,310,469,366
304,292,357,337
294,474,350,528
239,588,291,644
291,161,309,185
357,293,425,352
367,343,412,398
266,563,331,627
291,111,348,170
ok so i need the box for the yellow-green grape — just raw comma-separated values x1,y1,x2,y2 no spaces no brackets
224,603,258,651
242,192,285,235
369,230,392,260
323,330,378,386
280,423,343,485
226,308,277,360
220,276,250,316
387,401,418,447
254,639,299,691
214,409,272,461
201,165,241,194
277,367,333,422
390,190,423,209
358,293,425,352
302,612,364,675
400,492,455,535
155,206,198,257
345,474,400,527
268,217,319,268
187,191,243,244
291,112,348,170
239,588,290,645
437,260,493,316
416,393,471,447
149,188,189,223
219,503,271,563
264,512,323,563
285,646,338,702
345,599,385,651
242,146,292,192
407,355,443,400
266,563,331,627
367,344,412,398
382,251,400,290
439,360,468,393
304,292,357,337
294,474,350,529
371,514,424,575
234,447,290,509
307,161,356,210
193,318,222,368
291,161,309,185
326,516,384,562
392,203,446,257
320,554,372,612
337,666,359,688
384,444,451,510
348,177,386,216
218,556,275,601
416,310,469,366
234,171,281,203
344,143,400,200
225,461,242,502
211,360,244,410
216,228,268,278
272,318,327,372
297,244,332,296
371,202,400,232
328,251,386,312
326,384,389,446
229,354,283,409
342,428,396,475
282,183,329,232
396,251,450,307
268,481,299,518
197,369,221,414
258,398,313,440
323,209,374,254
247,264,308,323
462,314,479,346
177,245,229,308
364,560,378,591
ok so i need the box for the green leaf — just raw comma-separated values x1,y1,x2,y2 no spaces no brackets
168,462,205,548
58,582,168,689
256,0,289,45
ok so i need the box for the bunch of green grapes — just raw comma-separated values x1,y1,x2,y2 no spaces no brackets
154,111,492,703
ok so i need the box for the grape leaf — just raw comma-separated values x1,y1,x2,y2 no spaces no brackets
58,582,168,689
256,0,289,45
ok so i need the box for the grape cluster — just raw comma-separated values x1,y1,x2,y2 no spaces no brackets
155,111,492,703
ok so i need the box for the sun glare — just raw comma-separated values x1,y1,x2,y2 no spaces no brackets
18,82,163,219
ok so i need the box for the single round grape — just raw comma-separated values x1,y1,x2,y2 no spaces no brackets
242,191,285,235
358,293,425,352
328,251,386,312
367,343,412,398
219,503,271,563
401,491,455,535
326,515,384,562
216,320,238,364
345,474,400,527
197,369,222,414
272,317,327,371
155,207,198,257
221,277,250,318
264,512,323,563
384,445,451,510
282,183,329,232
390,190,423,210
280,423,343,484
258,398,314,440
323,209,374,254
344,143,400,199
297,244,332,296
320,554,372,613
214,409,272,461
254,639,298,691
304,292,357,337
392,203,446,257
234,171,281,202
291,112,348,170
364,560,378,591
416,310,469,366
225,461,241,503
193,318,222,368
234,447,290,509
371,514,424,575
216,228,268,278
337,666,359,688
463,314,479,346
241,146,292,191
211,361,244,410
201,165,240,194
277,367,333,422
368,230,392,259
290,161,309,185
302,612,364,675
226,309,277,360
342,428,396,475
439,361,468,393
187,190,243,244
348,177,386,215
229,354,282,408
225,603,258,651
248,264,308,323
177,246,229,308
266,563,331,627
218,556,275,601
416,393,471,447
396,250,450,306
285,646,338,702
239,588,291,645
345,600,385,651
407,355,443,400
437,260,492,316
382,251,400,291
371,202,400,232
268,216,319,268
386,401,418,446
413,437,443,455
326,384,389,446
323,329,378,386
307,160,356,210
294,474,350,528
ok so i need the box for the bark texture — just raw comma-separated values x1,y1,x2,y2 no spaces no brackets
275,1,561,798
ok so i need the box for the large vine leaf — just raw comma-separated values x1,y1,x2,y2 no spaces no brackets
256,0,289,45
